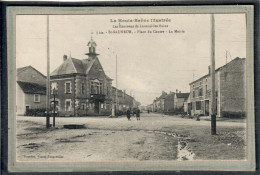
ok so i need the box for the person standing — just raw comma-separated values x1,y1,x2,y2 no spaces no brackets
126,109,131,121
136,108,140,120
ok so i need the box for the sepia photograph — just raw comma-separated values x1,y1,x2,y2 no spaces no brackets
7,6,255,172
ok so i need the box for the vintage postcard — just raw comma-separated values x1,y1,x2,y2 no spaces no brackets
7,6,255,172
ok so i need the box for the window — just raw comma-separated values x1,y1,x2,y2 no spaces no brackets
65,81,71,94
51,82,58,94
90,79,103,94
193,90,195,98
100,83,103,94
65,100,71,111
199,88,203,96
196,101,201,110
34,94,40,102
205,85,208,94
81,83,85,94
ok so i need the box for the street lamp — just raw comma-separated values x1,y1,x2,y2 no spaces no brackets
52,88,58,127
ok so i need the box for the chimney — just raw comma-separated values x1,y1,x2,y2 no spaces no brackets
179,91,181,93
123,90,126,99
63,55,68,61
208,65,211,75
176,89,178,93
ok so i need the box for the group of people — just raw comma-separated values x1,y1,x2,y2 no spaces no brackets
126,108,141,121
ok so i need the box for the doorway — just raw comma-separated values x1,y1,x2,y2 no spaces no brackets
94,101,99,114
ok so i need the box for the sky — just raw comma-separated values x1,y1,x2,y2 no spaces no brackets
16,14,246,105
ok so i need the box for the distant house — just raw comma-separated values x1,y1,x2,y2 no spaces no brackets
50,37,113,116
16,66,46,115
174,92,190,110
153,98,158,112
188,57,245,117
156,91,168,112
164,92,175,112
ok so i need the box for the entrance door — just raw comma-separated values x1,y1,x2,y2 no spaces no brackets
25,106,30,114
205,100,209,116
94,101,99,114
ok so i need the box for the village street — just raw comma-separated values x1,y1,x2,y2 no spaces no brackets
16,113,246,162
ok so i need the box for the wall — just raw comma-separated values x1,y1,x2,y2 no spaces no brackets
164,95,174,112
24,93,46,110
220,58,245,114
50,76,75,115
175,97,186,109
16,83,25,115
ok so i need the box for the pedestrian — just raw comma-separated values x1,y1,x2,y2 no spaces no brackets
126,109,131,121
136,108,140,120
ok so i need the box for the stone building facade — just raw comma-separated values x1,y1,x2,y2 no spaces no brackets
50,38,113,116
188,57,246,117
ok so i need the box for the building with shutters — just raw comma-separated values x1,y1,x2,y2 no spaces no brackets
50,37,113,116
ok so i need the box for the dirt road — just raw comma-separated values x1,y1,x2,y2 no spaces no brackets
16,113,246,161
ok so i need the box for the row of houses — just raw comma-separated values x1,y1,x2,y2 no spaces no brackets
148,57,246,117
148,90,189,113
16,37,139,116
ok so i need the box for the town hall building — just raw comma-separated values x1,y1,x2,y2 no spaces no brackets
50,37,113,116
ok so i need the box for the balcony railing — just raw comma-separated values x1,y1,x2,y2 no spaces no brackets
90,93,106,101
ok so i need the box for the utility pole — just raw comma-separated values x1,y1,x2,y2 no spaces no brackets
53,88,57,127
115,54,118,116
46,15,50,128
210,14,216,135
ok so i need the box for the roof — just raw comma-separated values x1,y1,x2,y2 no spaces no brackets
176,93,190,99
17,65,46,78
17,81,46,95
51,57,112,81
71,58,86,74
158,92,168,100
189,57,245,85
